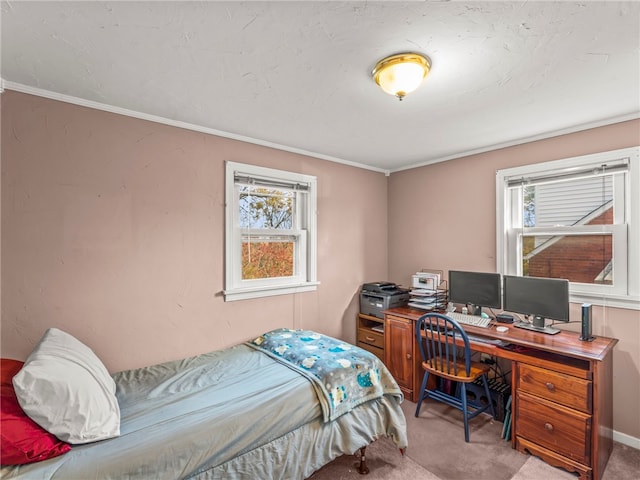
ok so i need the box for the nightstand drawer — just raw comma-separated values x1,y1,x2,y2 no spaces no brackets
516,391,591,465
357,328,384,349
518,363,592,413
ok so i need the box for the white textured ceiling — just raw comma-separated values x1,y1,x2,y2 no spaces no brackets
2,1,639,172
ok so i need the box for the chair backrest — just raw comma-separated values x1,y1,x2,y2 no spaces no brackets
415,313,472,377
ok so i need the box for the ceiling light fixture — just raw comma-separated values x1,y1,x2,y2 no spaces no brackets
372,52,431,101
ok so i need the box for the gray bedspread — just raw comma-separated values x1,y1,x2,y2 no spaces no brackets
2,341,407,479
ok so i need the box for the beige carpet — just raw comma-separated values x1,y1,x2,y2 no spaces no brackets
511,456,576,480
310,398,525,480
400,399,528,480
308,436,439,480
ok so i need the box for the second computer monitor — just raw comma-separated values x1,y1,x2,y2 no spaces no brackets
448,270,502,316
503,275,569,335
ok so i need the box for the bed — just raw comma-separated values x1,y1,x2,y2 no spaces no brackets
1,328,407,479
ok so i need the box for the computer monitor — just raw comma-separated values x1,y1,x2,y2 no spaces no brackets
503,275,569,335
448,270,502,316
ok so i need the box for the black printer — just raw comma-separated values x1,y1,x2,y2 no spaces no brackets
360,282,410,319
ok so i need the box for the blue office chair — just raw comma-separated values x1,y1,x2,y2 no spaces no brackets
414,312,496,442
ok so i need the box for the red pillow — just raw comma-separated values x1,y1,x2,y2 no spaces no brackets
1,358,71,465
1,359,23,387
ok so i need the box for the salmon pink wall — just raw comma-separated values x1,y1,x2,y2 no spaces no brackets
2,89,638,443
387,119,640,441
1,91,388,372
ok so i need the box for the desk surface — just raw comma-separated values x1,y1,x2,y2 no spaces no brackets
385,307,618,363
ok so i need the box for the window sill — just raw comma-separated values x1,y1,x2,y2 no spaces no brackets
223,281,320,302
571,293,640,311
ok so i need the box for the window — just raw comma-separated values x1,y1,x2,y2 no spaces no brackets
496,147,639,310
224,161,318,301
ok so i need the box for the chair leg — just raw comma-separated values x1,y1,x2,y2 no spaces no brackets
415,371,430,417
460,383,470,442
481,375,496,419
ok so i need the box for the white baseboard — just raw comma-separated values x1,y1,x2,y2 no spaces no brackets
614,430,640,450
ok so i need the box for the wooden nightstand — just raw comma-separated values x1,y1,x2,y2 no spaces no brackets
356,313,385,361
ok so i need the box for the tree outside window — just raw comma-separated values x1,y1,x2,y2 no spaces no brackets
239,187,295,279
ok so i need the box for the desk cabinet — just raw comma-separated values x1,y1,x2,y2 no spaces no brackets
356,313,385,362
383,307,617,480
384,314,417,399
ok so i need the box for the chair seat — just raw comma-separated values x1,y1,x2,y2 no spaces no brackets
422,359,490,383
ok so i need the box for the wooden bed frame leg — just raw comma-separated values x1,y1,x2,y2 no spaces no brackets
355,446,370,475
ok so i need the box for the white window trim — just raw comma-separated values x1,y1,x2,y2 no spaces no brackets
496,146,640,310
224,161,318,302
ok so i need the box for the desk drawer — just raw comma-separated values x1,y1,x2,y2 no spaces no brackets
357,342,384,362
516,391,591,465
518,363,592,413
357,328,384,349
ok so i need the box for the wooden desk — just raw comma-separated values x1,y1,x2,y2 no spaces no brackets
384,307,618,480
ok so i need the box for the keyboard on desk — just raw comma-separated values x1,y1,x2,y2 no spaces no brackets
448,311,492,328
466,334,505,346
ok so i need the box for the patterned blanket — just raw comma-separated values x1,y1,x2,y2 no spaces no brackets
246,328,403,422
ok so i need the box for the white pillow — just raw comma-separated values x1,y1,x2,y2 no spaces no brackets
12,328,120,444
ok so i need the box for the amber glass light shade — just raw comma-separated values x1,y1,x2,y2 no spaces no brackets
372,53,431,100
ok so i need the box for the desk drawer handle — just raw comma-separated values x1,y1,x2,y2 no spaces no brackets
545,382,556,392
544,422,554,432
406,353,411,360
366,336,375,342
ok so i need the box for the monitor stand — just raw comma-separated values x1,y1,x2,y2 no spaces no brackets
514,316,560,335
